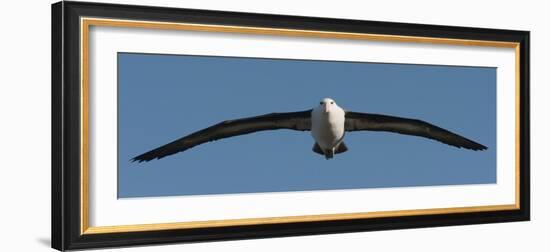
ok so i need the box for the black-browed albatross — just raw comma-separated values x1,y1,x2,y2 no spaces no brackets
132,98,487,162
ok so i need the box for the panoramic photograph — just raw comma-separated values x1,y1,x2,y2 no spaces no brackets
117,52,496,198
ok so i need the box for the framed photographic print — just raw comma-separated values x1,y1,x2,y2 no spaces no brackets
52,1,530,250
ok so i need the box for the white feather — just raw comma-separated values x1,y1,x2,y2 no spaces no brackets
310,98,346,151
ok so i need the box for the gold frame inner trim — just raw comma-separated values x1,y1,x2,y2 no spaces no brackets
80,17,521,235
85,204,517,234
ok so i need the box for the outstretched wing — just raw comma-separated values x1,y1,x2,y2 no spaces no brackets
344,112,487,150
132,110,312,162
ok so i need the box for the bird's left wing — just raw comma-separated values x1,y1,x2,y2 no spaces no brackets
132,110,312,162
344,111,487,151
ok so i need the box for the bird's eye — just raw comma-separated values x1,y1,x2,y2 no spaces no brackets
330,101,334,104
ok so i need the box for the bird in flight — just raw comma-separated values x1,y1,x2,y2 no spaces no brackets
132,98,487,162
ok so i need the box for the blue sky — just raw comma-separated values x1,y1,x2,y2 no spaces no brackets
118,52,496,198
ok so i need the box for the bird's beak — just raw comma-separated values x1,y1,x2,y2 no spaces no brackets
324,103,330,113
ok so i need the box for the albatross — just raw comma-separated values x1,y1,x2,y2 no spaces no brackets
132,98,487,162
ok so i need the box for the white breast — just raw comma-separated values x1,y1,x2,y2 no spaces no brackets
310,106,346,150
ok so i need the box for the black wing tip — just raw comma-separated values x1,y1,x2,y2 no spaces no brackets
458,142,488,151
467,138,488,151
467,146,488,151
130,157,146,163
131,150,175,163
473,145,488,151
130,154,158,163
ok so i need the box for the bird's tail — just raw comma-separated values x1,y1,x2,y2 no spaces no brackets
312,142,348,159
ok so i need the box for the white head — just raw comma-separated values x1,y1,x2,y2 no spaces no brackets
318,98,338,113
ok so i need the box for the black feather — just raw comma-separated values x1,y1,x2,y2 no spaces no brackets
344,111,487,151
131,110,312,162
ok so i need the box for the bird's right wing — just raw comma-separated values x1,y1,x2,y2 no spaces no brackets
344,111,487,151
132,110,312,162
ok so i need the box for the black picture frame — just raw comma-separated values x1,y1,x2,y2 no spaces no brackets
52,1,530,251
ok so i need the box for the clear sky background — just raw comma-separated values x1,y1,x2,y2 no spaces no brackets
117,52,496,198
